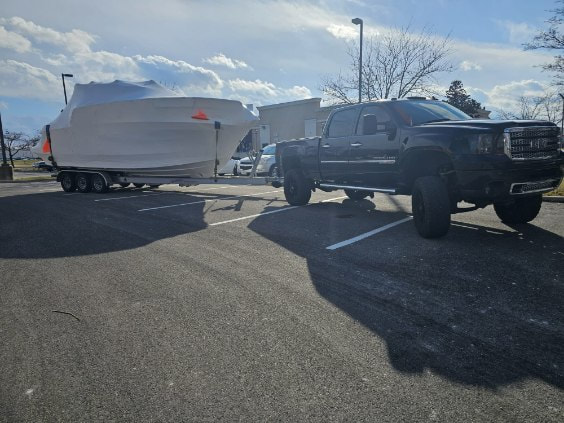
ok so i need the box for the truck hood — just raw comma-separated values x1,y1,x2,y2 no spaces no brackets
418,119,557,132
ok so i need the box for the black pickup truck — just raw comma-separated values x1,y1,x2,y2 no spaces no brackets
275,98,563,238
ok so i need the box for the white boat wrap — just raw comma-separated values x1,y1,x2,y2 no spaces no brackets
33,80,258,178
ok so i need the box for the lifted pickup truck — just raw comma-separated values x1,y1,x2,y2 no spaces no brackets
275,98,563,238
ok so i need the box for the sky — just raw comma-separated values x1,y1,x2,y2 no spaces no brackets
0,0,561,135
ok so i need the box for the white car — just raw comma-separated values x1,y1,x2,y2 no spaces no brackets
217,156,240,175
237,157,254,176
254,144,278,176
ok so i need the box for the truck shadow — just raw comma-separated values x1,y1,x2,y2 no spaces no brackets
247,202,564,390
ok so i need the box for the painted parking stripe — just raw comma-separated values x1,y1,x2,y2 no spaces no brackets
326,216,413,250
138,190,282,212
95,193,166,202
209,196,347,226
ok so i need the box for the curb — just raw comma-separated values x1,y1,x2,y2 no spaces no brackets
543,195,564,203
0,177,54,183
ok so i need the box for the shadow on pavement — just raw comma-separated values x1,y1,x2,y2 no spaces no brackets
248,201,564,390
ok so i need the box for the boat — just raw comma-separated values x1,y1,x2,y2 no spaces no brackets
32,80,258,178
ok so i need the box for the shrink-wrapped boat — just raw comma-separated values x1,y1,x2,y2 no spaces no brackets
33,80,257,178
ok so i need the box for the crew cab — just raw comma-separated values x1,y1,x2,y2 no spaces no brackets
275,98,563,238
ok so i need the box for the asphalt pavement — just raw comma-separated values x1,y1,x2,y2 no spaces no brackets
1,180,563,422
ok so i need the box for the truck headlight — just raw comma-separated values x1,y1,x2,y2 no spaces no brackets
468,133,496,154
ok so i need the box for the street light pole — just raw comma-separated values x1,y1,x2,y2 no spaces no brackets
559,93,564,136
0,112,13,181
352,18,363,103
61,73,73,105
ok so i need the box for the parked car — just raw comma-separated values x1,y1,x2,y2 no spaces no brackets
217,156,239,175
237,156,254,176
254,143,278,176
32,161,54,171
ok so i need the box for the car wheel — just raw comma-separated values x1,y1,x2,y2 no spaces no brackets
268,165,279,177
494,195,542,224
133,183,145,188
412,176,451,238
344,189,370,201
76,173,92,193
60,173,77,192
91,173,109,193
284,169,311,206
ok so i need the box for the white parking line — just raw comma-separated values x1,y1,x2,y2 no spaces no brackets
209,196,347,226
138,189,282,212
326,216,413,250
95,193,165,202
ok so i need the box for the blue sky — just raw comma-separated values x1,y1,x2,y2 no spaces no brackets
0,0,560,135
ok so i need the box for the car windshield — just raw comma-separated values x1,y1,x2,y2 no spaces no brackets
389,100,471,126
261,145,276,155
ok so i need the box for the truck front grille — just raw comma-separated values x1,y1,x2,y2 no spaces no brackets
503,126,560,161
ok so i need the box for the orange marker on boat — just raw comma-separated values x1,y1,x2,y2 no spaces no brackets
191,109,209,120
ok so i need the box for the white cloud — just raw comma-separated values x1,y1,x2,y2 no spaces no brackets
204,53,250,70
227,78,312,105
0,59,60,100
2,16,96,53
460,60,482,71
466,79,548,113
0,26,31,53
494,20,538,44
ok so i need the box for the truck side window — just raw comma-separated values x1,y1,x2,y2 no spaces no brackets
327,108,358,138
356,106,392,135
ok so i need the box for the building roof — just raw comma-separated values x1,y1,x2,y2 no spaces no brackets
257,97,321,111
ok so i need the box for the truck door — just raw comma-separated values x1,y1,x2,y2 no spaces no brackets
319,107,359,183
348,105,400,187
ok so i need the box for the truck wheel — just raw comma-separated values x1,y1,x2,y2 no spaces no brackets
493,195,542,224
60,173,77,192
345,189,370,201
412,176,451,238
133,183,145,188
76,173,92,193
284,169,311,206
91,173,109,193
119,183,131,188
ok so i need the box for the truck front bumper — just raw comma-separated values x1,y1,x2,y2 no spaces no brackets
454,156,564,203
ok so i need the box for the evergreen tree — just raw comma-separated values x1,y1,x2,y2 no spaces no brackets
445,80,482,116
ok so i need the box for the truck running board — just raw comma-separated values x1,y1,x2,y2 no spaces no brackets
318,183,397,194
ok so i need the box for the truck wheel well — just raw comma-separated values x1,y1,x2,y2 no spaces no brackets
400,150,455,194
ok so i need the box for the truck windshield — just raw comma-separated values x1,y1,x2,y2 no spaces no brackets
390,100,471,126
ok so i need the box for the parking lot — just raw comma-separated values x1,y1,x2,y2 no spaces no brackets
1,180,563,421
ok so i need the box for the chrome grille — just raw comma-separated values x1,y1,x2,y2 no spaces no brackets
503,126,560,160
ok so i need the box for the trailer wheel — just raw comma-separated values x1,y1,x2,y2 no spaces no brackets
60,173,77,192
91,174,109,193
284,169,311,206
412,176,451,238
494,195,542,224
133,183,145,188
149,184,160,189
76,173,92,193
233,165,238,176
119,183,131,188
344,189,370,201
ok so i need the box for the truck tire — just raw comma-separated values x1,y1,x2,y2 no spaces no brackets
493,195,542,224
412,176,451,238
284,169,311,206
60,173,77,192
76,173,92,193
91,173,109,193
344,189,370,201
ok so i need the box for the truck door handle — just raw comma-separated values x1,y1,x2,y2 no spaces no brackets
350,142,363,147
321,144,331,148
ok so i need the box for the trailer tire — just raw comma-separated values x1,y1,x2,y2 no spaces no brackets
149,184,160,189
76,173,92,193
119,183,131,188
412,176,451,238
284,169,311,206
133,183,145,188
60,173,77,192
233,165,238,176
91,173,109,193
494,195,542,224
344,189,370,201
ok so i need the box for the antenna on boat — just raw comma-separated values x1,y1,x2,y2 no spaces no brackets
214,121,221,182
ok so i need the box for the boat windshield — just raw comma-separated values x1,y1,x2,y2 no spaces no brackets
389,100,471,126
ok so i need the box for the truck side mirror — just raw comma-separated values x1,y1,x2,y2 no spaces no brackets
363,114,378,135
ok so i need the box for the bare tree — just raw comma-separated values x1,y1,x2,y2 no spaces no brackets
320,25,453,104
497,91,562,124
524,0,564,85
4,131,40,167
